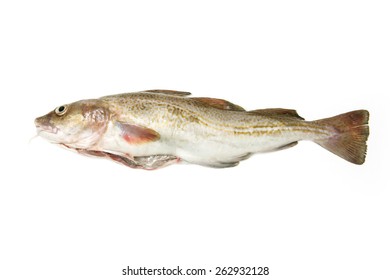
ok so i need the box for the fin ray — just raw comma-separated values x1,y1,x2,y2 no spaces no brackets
115,121,160,144
205,161,240,168
143,89,191,96
313,110,369,164
272,141,298,151
193,97,245,111
249,108,304,120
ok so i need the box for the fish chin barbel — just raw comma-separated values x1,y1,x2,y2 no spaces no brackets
35,90,369,170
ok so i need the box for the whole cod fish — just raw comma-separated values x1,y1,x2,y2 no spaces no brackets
35,90,369,169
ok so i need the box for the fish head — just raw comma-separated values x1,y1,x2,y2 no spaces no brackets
35,99,110,149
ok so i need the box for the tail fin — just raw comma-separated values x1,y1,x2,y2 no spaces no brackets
314,110,369,165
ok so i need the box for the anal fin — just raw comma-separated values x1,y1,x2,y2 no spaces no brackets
272,141,298,151
133,155,180,169
203,161,240,168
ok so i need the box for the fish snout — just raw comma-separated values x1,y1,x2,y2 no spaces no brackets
34,117,42,127
34,116,48,129
34,115,58,134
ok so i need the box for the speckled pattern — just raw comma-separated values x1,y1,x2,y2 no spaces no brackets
35,90,369,168
100,91,329,136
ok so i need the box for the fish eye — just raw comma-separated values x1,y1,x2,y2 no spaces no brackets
55,105,68,116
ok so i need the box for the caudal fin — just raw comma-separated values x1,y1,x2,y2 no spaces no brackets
314,110,369,165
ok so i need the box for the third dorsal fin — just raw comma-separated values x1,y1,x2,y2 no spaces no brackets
249,108,305,120
193,97,245,111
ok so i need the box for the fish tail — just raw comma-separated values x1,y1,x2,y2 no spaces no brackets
313,110,369,164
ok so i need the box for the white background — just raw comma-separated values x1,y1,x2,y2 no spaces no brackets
0,1,389,279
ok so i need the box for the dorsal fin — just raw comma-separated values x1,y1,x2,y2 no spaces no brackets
143,89,191,96
193,97,245,111
249,108,304,120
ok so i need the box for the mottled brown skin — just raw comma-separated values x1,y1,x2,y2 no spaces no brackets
35,90,369,169
101,92,321,137
35,99,110,149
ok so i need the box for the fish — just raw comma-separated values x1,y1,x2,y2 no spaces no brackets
34,89,369,170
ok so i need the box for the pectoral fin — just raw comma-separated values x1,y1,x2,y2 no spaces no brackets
143,89,191,96
193,97,245,111
249,108,304,120
115,121,160,144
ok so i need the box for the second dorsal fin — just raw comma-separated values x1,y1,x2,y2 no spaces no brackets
249,108,305,120
193,97,245,111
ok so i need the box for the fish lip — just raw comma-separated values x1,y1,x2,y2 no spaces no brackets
35,122,59,134
35,117,59,134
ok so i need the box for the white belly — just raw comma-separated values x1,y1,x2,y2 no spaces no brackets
96,122,305,167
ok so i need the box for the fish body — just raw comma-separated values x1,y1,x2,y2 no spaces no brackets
35,90,369,169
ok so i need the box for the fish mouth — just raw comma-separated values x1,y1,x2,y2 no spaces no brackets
35,117,58,134
36,125,59,134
